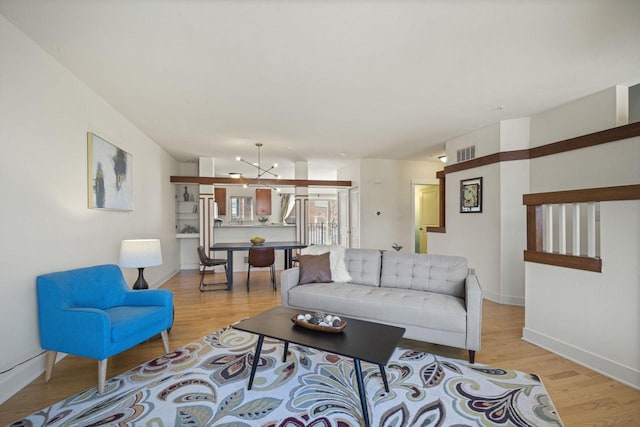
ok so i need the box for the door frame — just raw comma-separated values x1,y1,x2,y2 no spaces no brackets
411,179,439,253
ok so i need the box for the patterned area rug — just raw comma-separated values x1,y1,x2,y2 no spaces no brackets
12,326,563,426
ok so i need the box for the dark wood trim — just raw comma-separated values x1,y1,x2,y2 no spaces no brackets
526,205,542,251
529,121,640,159
171,176,352,187
523,184,640,206
441,122,640,175
444,149,529,174
524,250,602,273
426,226,446,233
425,173,446,233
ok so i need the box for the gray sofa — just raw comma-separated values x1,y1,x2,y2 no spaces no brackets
280,248,482,362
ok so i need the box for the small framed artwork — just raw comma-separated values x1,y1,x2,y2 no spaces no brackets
87,132,133,211
460,177,482,213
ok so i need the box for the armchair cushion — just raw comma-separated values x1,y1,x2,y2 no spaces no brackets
106,305,170,342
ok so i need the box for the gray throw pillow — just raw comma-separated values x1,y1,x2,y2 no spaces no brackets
298,253,333,285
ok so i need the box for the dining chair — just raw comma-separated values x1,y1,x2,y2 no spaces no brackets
246,247,276,292
197,246,228,291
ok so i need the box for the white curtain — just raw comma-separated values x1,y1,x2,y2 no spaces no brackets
279,194,295,224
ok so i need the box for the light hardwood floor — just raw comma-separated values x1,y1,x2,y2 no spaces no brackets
1,270,638,425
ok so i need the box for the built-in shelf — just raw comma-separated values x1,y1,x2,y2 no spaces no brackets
176,184,199,235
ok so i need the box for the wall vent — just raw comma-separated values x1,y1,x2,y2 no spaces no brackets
456,145,476,163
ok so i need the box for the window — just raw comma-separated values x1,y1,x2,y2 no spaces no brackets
230,196,254,222
308,198,338,244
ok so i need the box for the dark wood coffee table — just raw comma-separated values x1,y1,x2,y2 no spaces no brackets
232,306,405,427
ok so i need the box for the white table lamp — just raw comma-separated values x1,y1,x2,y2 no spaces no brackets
119,239,163,289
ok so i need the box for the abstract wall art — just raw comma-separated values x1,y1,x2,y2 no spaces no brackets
87,132,133,211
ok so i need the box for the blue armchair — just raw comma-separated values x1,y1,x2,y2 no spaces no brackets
36,264,174,393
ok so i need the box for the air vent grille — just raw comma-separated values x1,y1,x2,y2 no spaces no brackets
456,145,476,163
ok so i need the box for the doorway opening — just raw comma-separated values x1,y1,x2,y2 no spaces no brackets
414,184,439,253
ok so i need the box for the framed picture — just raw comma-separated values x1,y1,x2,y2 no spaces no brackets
87,132,133,211
460,177,482,213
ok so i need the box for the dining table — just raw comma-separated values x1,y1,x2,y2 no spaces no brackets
210,241,307,290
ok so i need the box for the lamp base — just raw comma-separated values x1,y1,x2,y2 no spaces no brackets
133,267,149,290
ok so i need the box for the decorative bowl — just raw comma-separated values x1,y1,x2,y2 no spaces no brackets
290,313,347,333
250,237,265,245
258,217,269,224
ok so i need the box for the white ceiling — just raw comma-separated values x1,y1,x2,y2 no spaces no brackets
1,0,639,179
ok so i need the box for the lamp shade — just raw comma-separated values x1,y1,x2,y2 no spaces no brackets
119,239,163,268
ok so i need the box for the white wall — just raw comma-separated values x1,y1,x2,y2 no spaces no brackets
356,159,441,251
498,118,530,304
337,159,361,188
445,123,501,159
428,118,530,305
428,164,503,301
428,87,639,387
498,160,529,304
524,200,640,389
0,15,179,403
529,138,640,192
524,88,640,388
529,86,623,148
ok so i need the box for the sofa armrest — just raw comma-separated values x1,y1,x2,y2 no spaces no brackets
465,273,483,351
280,267,300,307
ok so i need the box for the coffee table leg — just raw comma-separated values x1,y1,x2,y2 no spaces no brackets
353,359,370,427
248,335,264,390
283,341,289,362
378,364,389,392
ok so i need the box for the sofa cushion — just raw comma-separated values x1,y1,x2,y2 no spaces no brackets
344,249,382,286
300,245,352,282
380,252,467,298
297,253,333,285
287,282,466,333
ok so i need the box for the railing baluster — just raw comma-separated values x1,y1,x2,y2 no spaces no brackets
544,204,554,253
587,202,596,257
572,203,580,256
558,204,566,254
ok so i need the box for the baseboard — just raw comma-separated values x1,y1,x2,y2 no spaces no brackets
149,268,181,289
522,327,640,390
0,352,66,406
482,290,525,306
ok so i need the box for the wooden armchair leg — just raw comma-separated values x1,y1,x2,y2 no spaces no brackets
44,351,57,382
98,358,108,394
161,330,170,354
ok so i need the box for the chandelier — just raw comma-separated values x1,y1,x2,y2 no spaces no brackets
231,143,281,191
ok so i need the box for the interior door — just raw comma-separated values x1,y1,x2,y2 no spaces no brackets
338,189,350,247
419,185,439,253
349,188,360,248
